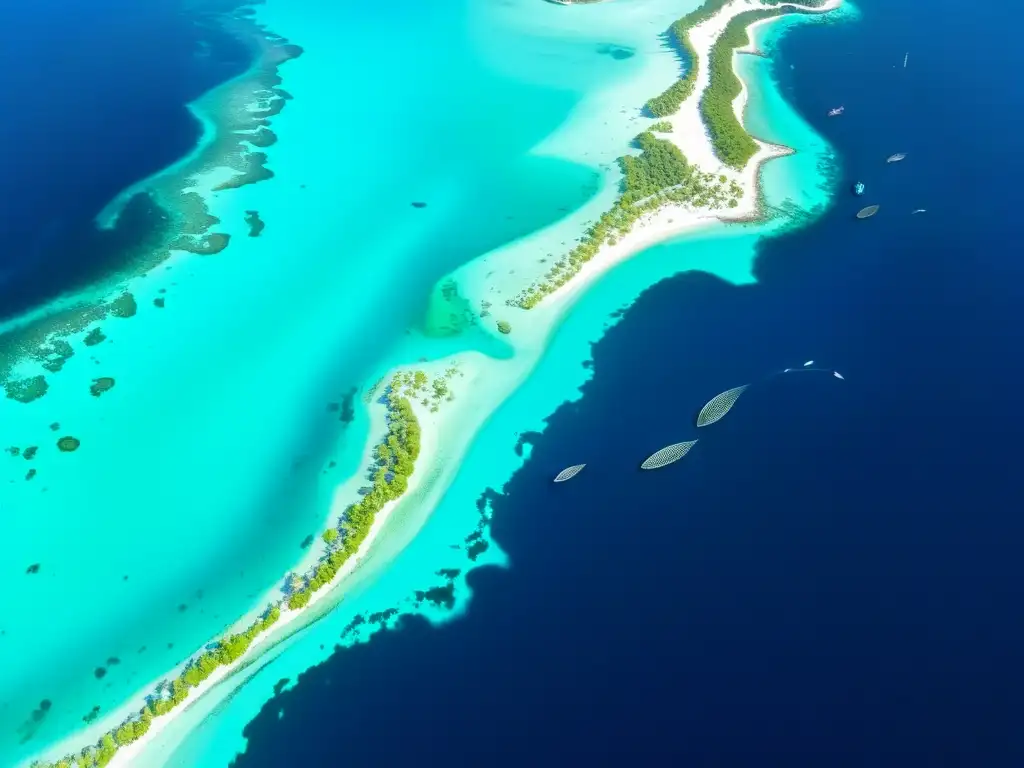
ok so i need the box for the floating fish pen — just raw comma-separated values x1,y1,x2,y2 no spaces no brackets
856,205,880,219
696,384,749,428
553,464,586,483
640,440,698,470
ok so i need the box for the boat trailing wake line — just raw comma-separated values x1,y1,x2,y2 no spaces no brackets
553,464,586,483
640,440,698,470
696,384,750,428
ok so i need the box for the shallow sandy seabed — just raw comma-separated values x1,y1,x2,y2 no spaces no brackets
22,0,851,764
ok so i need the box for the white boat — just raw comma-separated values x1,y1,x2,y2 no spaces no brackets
886,152,907,163
553,464,586,483
912,208,926,214
827,106,845,116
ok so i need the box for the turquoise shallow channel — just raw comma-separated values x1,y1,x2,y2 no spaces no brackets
0,0,852,765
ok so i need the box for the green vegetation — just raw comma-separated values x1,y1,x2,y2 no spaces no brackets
701,7,783,169
511,132,738,309
650,120,673,133
496,320,512,334
286,380,420,611
39,374,426,768
643,0,731,117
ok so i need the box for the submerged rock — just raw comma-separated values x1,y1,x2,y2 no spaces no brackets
89,377,115,397
244,210,266,237
26,563,40,574
23,446,38,460
83,327,107,346
108,293,137,319
5,375,49,403
57,436,81,452
411,201,427,208
153,297,165,308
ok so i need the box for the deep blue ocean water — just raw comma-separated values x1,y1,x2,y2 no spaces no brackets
230,0,1024,765
0,0,251,318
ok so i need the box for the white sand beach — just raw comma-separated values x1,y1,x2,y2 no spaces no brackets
30,1,841,765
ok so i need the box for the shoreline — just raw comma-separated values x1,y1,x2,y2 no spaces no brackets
29,368,440,768
511,0,838,313
25,1,843,765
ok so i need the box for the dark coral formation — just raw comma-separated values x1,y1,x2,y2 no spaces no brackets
244,209,265,237
26,563,40,574
414,583,456,609
0,10,303,397
83,328,106,346
89,377,115,397
23,446,38,460
39,338,75,372
154,297,165,308
339,386,357,423
245,126,278,148
170,232,231,255
57,436,81,452
5,375,48,403
108,292,137,318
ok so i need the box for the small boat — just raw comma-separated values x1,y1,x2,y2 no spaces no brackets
886,153,906,163
903,52,908,68
852,182,865,196
553,464,586,483
856,204,880,219
833,371,845,380
827,106,845,116
803,360,814,367
912,208,927,214
640,440,698,470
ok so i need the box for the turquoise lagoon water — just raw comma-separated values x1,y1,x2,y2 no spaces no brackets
116,7,846,768
5,0,722,764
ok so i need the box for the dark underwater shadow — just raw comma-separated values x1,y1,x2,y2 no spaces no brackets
226,0,1024,763
227,191,1024,768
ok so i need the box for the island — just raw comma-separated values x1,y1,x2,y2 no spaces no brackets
27,1,843,765
509,0,836,310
